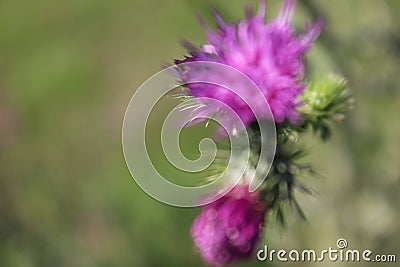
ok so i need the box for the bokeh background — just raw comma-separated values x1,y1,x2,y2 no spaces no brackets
1,0,399,266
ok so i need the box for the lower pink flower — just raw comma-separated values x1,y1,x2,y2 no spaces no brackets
190,185,267,266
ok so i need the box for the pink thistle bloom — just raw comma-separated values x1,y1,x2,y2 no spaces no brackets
176,0,324,125
190,185,267,266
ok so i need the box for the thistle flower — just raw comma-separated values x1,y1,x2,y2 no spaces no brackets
175,0,324,126
190,185,267,266
174,1,349,266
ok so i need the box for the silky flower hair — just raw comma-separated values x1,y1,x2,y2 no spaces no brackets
175,0,324,126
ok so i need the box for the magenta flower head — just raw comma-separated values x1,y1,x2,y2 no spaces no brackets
190,185,267,266
175,0,324,126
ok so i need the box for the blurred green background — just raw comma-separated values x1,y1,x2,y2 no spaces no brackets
0,0,399,266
